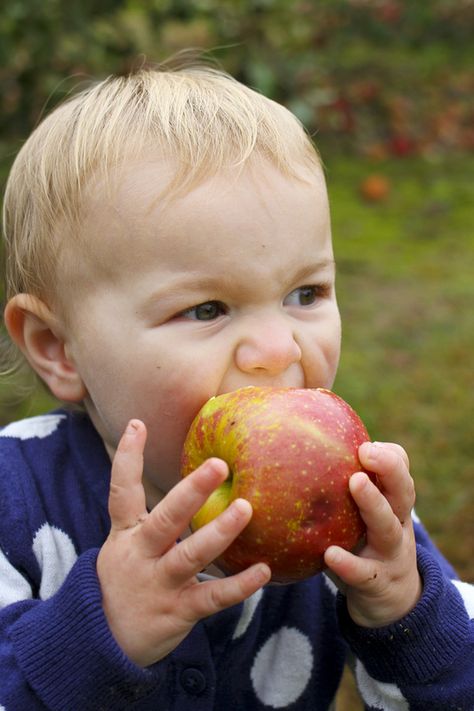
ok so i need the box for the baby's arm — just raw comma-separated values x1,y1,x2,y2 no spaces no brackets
1,545,163,710
0,419,270,709
325,442,474,708
97,420,271,668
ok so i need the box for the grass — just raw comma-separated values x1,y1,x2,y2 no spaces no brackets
328,153,474,708
329,154,474,581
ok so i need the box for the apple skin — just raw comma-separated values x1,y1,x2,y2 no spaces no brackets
181,386,374,584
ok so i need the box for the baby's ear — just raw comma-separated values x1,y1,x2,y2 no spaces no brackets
4,294,87,402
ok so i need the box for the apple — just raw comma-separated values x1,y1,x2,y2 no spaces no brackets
359,174,391,202
181,387,375,584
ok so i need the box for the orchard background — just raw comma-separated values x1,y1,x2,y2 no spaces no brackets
1,3,473,706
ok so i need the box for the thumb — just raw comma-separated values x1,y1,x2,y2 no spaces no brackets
108,419,148,531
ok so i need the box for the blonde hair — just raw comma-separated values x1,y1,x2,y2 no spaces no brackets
2,63,320,307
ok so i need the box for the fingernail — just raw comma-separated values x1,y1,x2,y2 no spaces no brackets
326,547,342,565
255,564,271,585
351,471,368,489
364,441,380,461
227,498,251,519
125,420,139,435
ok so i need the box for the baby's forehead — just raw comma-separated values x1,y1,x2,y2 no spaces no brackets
75,155,325,244
88,147,324,197
80,159,329,256
85,156,327,224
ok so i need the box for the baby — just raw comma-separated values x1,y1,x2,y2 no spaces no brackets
1,64,473,710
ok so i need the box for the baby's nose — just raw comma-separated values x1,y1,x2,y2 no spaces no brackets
235,318,302,375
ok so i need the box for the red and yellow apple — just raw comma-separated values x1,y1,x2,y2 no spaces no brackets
181,386,374,584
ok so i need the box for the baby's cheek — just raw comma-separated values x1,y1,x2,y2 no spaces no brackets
142,374,217,475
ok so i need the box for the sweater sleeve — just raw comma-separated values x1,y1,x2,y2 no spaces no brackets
337,520,474,710
0,547,167,711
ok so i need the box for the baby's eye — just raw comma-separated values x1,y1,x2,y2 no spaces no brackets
284,285,327,307
181,300,228,321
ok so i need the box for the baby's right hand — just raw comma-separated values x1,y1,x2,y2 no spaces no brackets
96,420,271,668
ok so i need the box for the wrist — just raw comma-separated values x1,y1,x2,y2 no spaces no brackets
348,571,423,628
337,546,470,683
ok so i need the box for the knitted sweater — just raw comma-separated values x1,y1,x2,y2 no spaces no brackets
0,410,473,710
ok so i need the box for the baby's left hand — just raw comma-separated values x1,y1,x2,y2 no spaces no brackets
324,441,422,628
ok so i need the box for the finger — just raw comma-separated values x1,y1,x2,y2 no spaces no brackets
349,472,403,554
324,545,380,590
183,563,271,624
108,420,148,531
162,498,253,585
370,442,410,470
137,458,229,558
358,442,415,523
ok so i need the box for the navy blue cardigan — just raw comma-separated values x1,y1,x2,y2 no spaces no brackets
0,411,473,710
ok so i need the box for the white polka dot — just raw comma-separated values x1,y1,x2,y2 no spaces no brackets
411,508,421,524
0,704,6,710
452,580,474,619
322,572,338,595
355,659,409,711
0,548,32,608
0,414,66,440
233,589,263,639
32,524,78,600
250,627,313,708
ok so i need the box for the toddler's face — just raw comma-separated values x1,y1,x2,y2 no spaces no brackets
60,160,341,504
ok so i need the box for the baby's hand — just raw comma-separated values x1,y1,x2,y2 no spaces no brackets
324,441,422,628
96,420,271,668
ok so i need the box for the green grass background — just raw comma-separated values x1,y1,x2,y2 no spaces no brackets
331,155,473,581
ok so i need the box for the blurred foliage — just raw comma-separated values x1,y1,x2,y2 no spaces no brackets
1,0,473,159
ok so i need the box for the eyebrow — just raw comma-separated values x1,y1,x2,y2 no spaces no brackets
137,273,231,317
289,260,336,283
140,259,336,314
186,260,336,290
